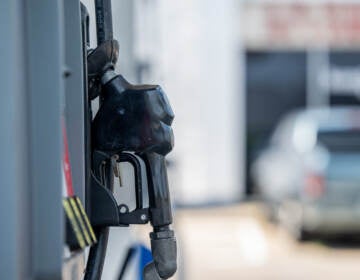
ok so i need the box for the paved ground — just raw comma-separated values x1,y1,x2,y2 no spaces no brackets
174,203,360,280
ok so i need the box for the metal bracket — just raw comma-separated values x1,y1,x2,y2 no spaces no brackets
118,207,149,225
90,172,120,227
90,151,149,227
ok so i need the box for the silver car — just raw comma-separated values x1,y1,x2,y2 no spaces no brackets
252,107,360,240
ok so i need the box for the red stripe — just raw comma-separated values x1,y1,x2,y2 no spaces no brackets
62,120,74,197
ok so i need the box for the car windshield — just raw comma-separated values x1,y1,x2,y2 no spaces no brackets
317,130,360,152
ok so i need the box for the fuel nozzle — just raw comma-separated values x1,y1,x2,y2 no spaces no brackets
89,40,177,279
140,151,177,279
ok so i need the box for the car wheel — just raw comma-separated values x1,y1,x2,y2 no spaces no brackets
292,224,312,242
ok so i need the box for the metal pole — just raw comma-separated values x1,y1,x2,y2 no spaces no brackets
26,0,64,278
0,0,30,278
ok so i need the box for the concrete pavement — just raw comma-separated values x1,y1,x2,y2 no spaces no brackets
175,203,360,280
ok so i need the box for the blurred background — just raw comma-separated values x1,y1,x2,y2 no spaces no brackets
77,0,360,279
6,0,359,279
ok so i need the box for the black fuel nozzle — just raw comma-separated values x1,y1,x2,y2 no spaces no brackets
89,44,177,278
140,152,177,278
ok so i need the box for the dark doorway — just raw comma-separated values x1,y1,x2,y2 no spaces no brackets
245,51,307,195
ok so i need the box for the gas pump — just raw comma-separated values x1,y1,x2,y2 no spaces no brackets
83,1,177,279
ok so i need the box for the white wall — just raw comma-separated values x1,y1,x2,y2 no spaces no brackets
135,0,245,205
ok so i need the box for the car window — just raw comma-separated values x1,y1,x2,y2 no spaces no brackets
317,130,360,152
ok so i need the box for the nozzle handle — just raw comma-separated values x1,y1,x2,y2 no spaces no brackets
140,153,173,227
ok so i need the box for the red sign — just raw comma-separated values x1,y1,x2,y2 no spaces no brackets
242,3,360,49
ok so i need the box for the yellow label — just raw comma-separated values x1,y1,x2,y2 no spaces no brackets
63,199,86,249
70,198,91,245
76,197,97,243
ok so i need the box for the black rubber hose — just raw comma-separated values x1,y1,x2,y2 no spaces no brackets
94,0,113,45
84,227,110,280
84,158,114,279
85,2,114,278
117,247,136,280
83,159,113,279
